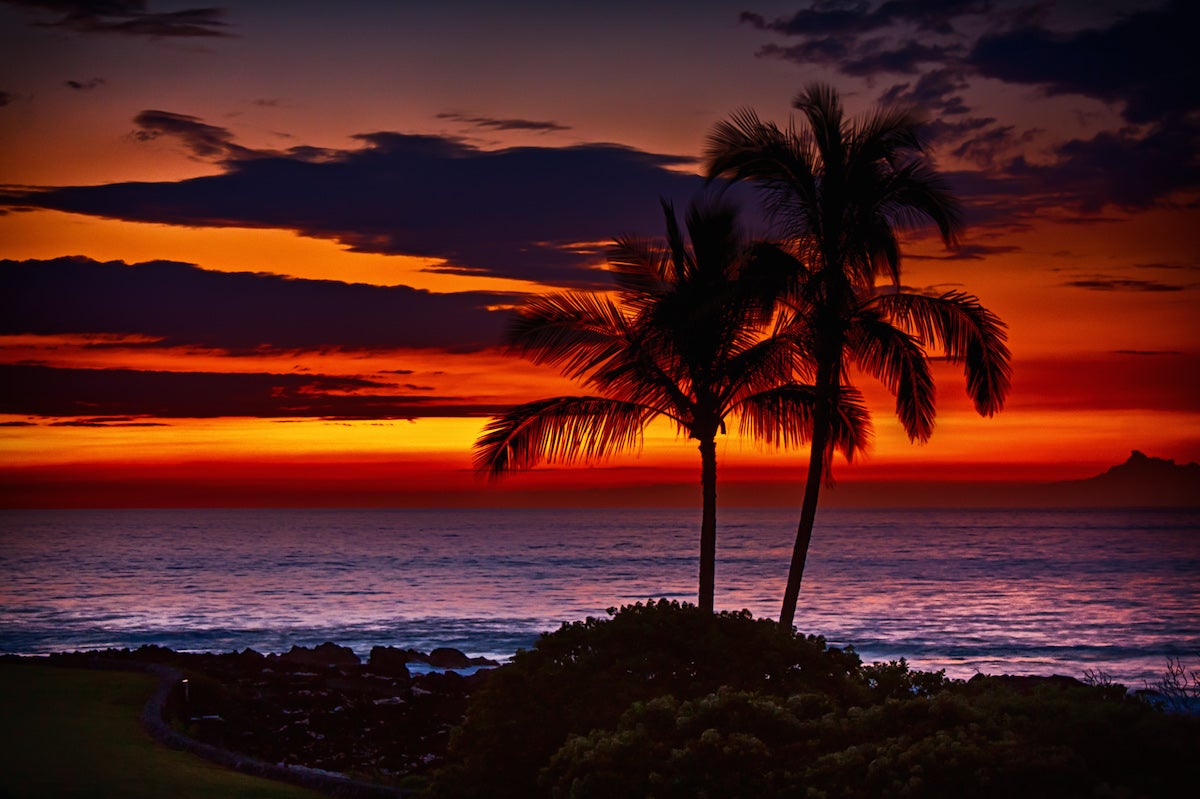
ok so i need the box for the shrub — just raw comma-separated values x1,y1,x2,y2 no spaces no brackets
541,680,1200,799
428,600,1199,798
428,600,862,798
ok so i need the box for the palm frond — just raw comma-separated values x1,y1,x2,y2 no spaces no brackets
848,314,937,442
850,104,924,164
829,385,873,462
736,384,817,449
607,234,668,303
473,396,660,478
735,384,873,460
793,83,845,170
661,198,692,283
875,290,1012,416
878,159,964,247
703,108,819,238
507,292,630,381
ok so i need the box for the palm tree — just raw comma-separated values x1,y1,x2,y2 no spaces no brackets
705,84,1012,630
474,198,870,613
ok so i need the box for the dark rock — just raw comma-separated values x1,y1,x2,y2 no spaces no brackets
468,654,500,668
368,646,416,677
427,647,472,669
276,642,360,669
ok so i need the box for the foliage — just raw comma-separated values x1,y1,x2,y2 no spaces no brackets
540,679,1200,799
428,600,863,798
428,603,1200,798
1146,655,1200,713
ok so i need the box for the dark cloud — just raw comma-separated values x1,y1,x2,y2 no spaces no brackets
745,0,1197,127
743,1,1200,217
0,257,515,353
744,0,984,75
1063,278,1186,292
741,1,991,38
840,40,957,76
2,1,232,38
878,67,972,116
49,416,167,427
130,109,249,160
0,364,489,420
934,113,1200,224
906,242,1020,260
1004,122,1200,212
65,77,105,91
755,33,958,75
0,90,12,107
2,126,701,285
969,1,1198,124
436,112,571,133
1133,262,1198,271
951,124,1042,168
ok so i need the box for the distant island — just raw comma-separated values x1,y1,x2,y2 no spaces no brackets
808,450,1200,508
1053,450,1200,507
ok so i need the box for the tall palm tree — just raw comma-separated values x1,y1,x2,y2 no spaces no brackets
474,198,870,613
705,84,1012,630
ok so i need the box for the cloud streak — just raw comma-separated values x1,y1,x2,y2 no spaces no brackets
1062,277,1187,293
129,109,250,159
3,126,701,285
2,0,232,38
65,77,105,91
1,257,515,353
0,364,490,419
436,112,571,133
743,1,1200,218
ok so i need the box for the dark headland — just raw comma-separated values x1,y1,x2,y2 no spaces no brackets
811,450,1200,508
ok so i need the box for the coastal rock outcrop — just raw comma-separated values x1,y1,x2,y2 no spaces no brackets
275,642,360,669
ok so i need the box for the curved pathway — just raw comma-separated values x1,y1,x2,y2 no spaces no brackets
135,662,413,799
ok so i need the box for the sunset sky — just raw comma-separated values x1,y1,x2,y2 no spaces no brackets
1,0,1197,507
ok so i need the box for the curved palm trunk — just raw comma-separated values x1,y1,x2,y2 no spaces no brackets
698,437,718,614
779,357,835,630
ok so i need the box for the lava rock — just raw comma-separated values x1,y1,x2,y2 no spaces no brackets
276,642,360,669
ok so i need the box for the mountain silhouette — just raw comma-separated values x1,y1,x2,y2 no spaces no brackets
1058,450,1200,506
813,450,1200,507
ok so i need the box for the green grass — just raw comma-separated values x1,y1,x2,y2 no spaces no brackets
0,662,327,799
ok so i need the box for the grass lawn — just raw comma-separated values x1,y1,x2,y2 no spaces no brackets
0,662,327,799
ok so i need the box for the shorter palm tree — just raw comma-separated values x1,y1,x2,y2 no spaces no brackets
474,198,870,613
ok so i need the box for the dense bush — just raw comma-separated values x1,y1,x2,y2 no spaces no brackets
429,600,863,798
541,679,1200,799
428,601,1200,798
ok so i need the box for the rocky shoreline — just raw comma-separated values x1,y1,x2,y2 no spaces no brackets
9,642,500,788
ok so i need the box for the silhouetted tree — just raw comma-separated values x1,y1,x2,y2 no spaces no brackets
475,198,869,613
706,84,1012,629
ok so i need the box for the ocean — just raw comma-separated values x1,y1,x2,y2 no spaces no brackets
1,507,1197,687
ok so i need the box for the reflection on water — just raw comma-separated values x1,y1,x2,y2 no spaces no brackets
1,507,1197,685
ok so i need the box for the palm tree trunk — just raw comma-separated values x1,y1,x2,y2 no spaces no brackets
779,359,835,630
698,437,718,614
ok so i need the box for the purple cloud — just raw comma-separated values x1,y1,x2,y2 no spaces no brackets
0,364,491,419
1,257,515,353
970,1,1198,124
129,109,249,159
436,112,571,133
65,77,105,91
2,126,702,286
1,1,232,38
